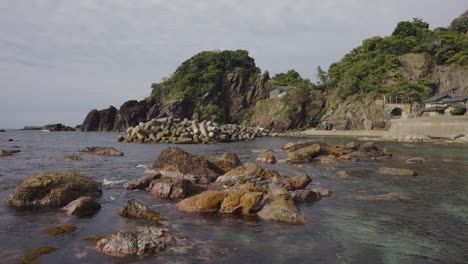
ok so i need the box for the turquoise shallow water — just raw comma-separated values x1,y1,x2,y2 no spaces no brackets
0,130,467,263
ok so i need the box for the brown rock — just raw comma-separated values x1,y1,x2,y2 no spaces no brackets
318,155,337,164
62,196,101,217
337,170,349,178
213,152,242,173
147,178,195,199
4,171,101,209
80,146,124,156
152,148,223,184
176,190,226,213
286,144,321,163
257,196,305,224
256,149,277,164
290,174,312,190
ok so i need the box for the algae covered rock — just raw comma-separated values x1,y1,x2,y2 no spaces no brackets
118,199,160,222
152,147,223,184
80,146,124,156
213,152,242,173
96,226,175,256
4,171,101,209
62,196,101,217
378,167,417,176
125,172,161,190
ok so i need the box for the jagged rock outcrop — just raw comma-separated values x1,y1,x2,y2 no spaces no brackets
81,106,117,132
113,100,150,131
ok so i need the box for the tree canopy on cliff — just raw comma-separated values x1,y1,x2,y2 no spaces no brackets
149,50,260,104
327,16,468,101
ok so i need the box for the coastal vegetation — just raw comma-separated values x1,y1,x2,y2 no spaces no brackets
327,17,468,101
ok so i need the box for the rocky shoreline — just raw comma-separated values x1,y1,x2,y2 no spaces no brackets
119,117,269,144
2,138,422,260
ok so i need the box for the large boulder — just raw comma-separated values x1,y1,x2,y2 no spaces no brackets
81,109,100,131
118,199,160,222
96,226,175,256
213,152,242,173
152,147,223,184
215,163,280,186
80,146,124,156
378,167,417,176
62,196,101,217
4,171,101,209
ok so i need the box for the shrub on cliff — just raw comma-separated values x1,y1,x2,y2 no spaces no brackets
326,17,467,102
450,105,467,116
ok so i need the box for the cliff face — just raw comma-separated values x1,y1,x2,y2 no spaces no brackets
431,64,468,96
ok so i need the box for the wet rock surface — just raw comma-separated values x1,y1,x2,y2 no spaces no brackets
118,199,160,222
62,196,101,217
96,226,175,256
256,149,277,164
4,171,101,209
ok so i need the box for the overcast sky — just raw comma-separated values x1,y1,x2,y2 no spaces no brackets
0,0,466,128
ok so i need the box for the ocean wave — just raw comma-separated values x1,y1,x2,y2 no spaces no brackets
136,164,148,168
103,178,127,186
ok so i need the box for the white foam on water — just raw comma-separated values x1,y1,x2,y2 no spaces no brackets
103,178,127,186
136,164,147,168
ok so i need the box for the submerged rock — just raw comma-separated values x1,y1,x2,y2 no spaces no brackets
80,146,124,156
406,157,426,164
20,246,57,264
4,171,101,209
63,155,83,161
337,170,349,178
256,150,277,164
152,147,223,184
96,226,175,256
291,190,322,203
118,199,160,222
62,196,101,217
378,167,417,176
46,224,77,235
0,149,20,157
213,152,242,173
353,192,411,201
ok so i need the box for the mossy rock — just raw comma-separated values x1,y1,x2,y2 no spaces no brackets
213,152,242,173
4,171,102,209
119,199,160,222
20,246,57,264
215,163,280,186
64,155,83,161
46,224,77,235
83,234,109,242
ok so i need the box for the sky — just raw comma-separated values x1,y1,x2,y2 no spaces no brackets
0,0,466,128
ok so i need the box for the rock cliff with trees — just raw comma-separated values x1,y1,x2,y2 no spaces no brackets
81,10,468,132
